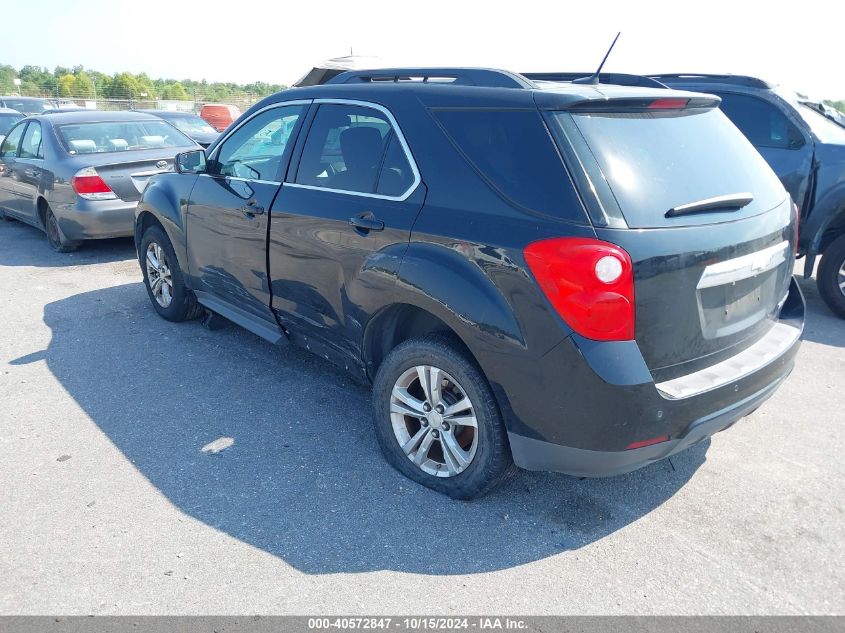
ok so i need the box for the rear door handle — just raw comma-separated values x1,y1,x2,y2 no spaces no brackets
349,212,384,232
239,198,265,217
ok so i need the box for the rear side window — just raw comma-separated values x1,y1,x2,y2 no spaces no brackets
554,108,786,229
295,103,416,197
716,93,804,149
432,109,586,223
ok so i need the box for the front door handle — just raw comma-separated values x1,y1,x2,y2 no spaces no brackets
349,211,384,232
239,198,265,218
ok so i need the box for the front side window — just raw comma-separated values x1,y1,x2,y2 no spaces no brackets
0,121,26,158
716,92,805,150
214,105,303,181
20,121,43,159
295,103,415,196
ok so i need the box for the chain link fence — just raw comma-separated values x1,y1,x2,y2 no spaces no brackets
10,87,267,114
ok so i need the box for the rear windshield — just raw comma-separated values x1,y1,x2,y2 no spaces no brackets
552,108,785,228
56,120,195,154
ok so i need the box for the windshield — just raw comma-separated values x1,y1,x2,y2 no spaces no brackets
794,103,845,144
56,120,195,154
0,113,23,135
3,98,53,114
167,115,217,136
554,107,785,228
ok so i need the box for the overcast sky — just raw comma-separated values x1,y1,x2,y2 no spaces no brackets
4,0,844,99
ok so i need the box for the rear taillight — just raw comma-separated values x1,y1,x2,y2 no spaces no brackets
524,237,635,341
72,167,116,201
792,201,800,254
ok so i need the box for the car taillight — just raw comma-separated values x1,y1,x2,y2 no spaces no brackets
647,98,689,110
792,201,800,254
72,167,116,201
524,237,635,341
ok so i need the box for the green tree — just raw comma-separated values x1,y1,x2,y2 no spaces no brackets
0,64,17,93
57,73,76,97
74,71,95,98
107,72,140,99
160,82,190,100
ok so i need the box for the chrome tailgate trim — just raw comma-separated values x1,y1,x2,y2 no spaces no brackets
656,320,801,400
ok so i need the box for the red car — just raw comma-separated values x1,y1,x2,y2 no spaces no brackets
199,103,241,132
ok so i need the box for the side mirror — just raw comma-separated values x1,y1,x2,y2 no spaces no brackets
175,149,207,174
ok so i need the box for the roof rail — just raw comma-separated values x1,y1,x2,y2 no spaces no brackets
646,74,773,89
521,72,668,89
326,68,534,89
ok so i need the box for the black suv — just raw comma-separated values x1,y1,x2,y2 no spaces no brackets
649,74,845,318
134,68,804,499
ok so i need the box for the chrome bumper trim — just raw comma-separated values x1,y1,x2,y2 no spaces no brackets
656,321,801,400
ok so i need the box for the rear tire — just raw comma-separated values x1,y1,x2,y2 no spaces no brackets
140,225,203,322
45,208,81,252
817,233,845,319
372,334,515,500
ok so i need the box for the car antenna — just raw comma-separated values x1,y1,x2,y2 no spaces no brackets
573,32,621,85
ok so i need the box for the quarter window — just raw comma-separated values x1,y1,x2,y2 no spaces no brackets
214,105,303,181
716,93,805,150
0,122,26,158
295,103,415,197
20,121,43,159
434,109,586,223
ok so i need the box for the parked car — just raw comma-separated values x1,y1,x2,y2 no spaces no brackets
0,96,56,115
648,74,845,318
0,110,199,251
199,103,241,132
135,109,220,147
0,107,24,146
134,68,804,499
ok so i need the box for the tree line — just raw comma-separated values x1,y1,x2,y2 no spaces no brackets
0,64,287,101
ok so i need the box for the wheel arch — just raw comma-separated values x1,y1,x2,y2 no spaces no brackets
802,185,845,277
133,176,191,271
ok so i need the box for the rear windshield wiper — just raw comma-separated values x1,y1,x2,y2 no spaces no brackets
666,193,754,218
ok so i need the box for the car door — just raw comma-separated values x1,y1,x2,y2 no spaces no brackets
268,100,425,362
186,102,307,336
715,92,814,210
0,120,27,217
13,119,45,224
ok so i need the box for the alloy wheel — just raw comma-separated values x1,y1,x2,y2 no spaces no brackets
839,260,845,297
390,365,479,477
145,242,173,308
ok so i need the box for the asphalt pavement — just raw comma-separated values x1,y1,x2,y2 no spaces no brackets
0,218,842,615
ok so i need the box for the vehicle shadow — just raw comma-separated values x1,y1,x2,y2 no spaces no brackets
29,282,708,575
0,218,135,267
795,275,845,348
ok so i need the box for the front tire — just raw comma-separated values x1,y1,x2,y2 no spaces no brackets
45,208,81,252
817,233,845,319
372,334,515,499
140,225,203,322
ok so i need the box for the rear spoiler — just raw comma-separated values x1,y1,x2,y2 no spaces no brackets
522,72,669,90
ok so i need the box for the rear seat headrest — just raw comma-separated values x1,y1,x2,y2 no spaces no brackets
68,139,96,154
107,138,128,150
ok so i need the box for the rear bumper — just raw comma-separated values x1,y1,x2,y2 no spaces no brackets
54,199,137,240
505,276,805,476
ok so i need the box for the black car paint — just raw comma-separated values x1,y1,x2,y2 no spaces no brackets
135,80,804,475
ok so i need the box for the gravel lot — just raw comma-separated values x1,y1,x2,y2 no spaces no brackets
0,218,843,615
